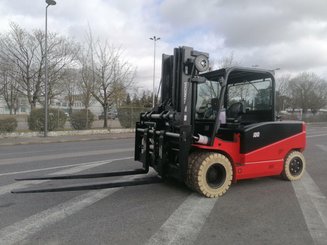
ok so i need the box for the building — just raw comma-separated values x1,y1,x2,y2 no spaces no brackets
0,95,103,116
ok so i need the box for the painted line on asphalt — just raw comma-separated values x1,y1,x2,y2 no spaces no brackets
145,193,217,245
0,148,134,166
0,157,133,177
292,172,327,245
0,180,45,197
0,157,132,196
0,188,119,245
0,170,152,245
317,144,327,152
307,133,327,138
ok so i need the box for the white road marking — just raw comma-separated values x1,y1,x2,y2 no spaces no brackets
0,157,133,177
0,157,132,196
145,194,217,245
0,180,45,196
307,134,327,138
0,148,134,166
317,144,327,152
0,170,154,244
0,188,119,245
292,172,327,245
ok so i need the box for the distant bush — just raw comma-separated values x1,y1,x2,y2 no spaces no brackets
0,117,17,133
70,109,94,130
28,108,67,131
117,107,151,128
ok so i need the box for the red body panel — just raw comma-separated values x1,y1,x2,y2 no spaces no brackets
193,124,306,181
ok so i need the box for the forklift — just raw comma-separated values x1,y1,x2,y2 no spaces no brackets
13,46,306,198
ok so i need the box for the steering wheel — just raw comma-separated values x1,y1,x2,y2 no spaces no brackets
204,103,214,119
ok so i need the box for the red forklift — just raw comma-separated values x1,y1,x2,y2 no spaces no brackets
13,46,306,198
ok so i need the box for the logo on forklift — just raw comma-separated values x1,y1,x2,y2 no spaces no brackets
183,83,188,121
183,83,188,104
253,132,260,138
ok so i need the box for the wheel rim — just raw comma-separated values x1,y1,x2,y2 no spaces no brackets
206,164,226,188
289,157,303,176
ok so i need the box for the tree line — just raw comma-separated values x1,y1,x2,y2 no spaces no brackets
276,72,327,114
0,23,137,127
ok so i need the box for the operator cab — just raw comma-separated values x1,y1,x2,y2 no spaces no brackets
194,67,275,138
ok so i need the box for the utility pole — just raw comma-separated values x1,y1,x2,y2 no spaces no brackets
44,0,56,137
149,36,160,107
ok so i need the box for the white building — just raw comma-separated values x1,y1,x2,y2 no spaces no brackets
0,96,29,115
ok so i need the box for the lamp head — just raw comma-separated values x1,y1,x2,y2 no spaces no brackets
46,0,56,6
150,36,160,41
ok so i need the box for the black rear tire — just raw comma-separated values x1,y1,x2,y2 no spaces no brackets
281,151,306,181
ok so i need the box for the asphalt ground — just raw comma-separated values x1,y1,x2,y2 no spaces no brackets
0,124,326,244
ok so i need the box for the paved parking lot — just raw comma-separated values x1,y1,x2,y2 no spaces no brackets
0,124,326,244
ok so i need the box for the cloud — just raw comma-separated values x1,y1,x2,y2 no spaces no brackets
159,0,327,77
0,0,326,92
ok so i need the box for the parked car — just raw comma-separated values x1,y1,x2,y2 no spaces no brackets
98,111,117,120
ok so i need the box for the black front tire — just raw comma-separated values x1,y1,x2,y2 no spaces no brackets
281,151,306,181
189,152,233,198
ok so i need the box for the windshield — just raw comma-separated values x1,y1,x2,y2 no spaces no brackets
227,78,273,111
195,79,221,120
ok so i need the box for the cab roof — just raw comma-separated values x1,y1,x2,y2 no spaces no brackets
202,66,275,84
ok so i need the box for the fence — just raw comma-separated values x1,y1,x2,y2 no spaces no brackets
0,107,152,132
280,111,327,122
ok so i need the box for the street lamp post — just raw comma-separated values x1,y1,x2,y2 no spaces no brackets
44,0,56,137
149,36,160,107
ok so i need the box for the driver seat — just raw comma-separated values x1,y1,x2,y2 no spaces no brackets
226,102,245,123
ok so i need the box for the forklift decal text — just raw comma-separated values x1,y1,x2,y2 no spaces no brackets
183,83,188,121
253,132,260,138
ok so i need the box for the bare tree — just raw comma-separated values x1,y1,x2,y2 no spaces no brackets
275,74,292,112
61,68,80,115
0,59,20,114
79,57,95,130
211,52,240,70
140,90,152,108
78,29,97,128
0,23,39,110
0,23,79,110
287,72,327,113
88,40,136,128
44,32,79,104
111,82,128,108
79,64,94,112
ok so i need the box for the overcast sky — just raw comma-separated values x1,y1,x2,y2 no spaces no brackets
1,0,326,91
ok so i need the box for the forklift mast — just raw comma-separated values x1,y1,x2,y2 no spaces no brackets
161,47,209,125
135,47,209,181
